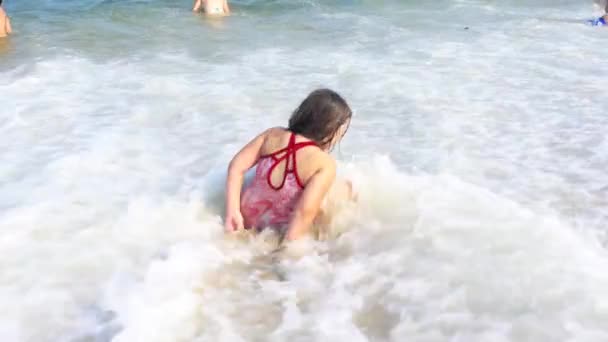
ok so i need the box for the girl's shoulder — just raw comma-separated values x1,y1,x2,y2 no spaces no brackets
260,127,289,144
263,126,288,137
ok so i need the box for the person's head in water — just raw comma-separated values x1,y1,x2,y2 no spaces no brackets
288,89,352,151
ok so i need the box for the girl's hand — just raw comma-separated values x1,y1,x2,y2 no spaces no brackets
224,211,244,232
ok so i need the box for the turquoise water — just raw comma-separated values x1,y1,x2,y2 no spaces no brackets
1,1,608,341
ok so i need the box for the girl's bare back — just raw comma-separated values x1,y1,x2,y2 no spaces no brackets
260,128,329,188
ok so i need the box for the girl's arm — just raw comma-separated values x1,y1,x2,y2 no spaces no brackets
223,0,231,14
284,158,336,241
224,129,269,231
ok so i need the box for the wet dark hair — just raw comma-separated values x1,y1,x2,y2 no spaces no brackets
0,0,3,6
288,89,352,149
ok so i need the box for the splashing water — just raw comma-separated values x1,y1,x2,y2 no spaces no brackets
1,0,608,341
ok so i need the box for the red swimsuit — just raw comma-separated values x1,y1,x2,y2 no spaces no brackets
241,133,317,230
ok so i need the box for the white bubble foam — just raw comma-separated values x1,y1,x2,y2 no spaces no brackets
2,1,608,341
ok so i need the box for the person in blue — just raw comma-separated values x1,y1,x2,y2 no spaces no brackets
589,2,608,26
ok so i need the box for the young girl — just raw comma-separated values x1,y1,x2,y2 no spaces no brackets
224,89,352,241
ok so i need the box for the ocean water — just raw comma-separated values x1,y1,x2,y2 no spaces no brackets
1,0,608,341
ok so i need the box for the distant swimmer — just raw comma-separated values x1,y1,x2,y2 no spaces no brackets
0,0,13,38
588,14,607,26
588,1,608,26
193,0,230,17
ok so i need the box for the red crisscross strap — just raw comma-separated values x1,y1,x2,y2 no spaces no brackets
261,133,317,189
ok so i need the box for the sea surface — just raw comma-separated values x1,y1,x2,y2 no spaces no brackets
1,0,608,341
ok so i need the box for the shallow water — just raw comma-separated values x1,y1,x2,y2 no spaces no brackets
1,0,608,341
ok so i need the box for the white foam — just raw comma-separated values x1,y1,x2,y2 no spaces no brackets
2,1,608,341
